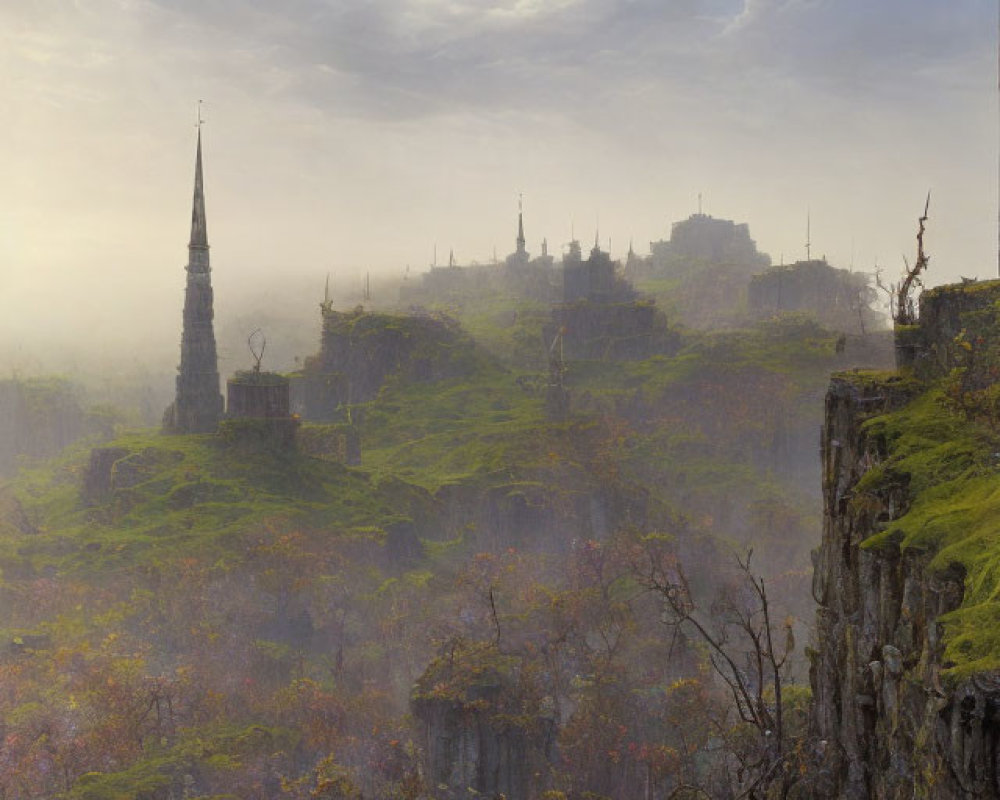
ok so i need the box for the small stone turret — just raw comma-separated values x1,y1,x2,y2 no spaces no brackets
226,371,291,419
222,370,299,451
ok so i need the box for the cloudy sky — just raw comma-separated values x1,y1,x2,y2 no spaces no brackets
1,0,996,370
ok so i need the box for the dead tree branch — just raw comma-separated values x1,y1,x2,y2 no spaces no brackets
638,547,800,799
894,192,931,324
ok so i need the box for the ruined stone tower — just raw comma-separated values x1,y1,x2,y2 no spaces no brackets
163,129,224,434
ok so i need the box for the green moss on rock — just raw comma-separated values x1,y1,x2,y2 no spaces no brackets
855,388,1000,677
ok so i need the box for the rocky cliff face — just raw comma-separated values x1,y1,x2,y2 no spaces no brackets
411,640,556,798
811,284,1000,798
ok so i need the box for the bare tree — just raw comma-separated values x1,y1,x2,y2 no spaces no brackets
876,193,931,325
637,548,801,799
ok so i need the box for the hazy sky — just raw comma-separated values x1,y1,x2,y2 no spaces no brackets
1,0,997,370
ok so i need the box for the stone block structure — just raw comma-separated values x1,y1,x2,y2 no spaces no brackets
223,370,298,451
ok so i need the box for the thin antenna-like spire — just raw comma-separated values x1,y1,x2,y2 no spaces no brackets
698,192,702,215
324,273,330,305
516,193,526,256
805,209,812,261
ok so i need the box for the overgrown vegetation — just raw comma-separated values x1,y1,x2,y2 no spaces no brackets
854,384,1000,680
0,278,891,797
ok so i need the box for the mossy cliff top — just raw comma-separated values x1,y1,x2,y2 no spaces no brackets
855,387,1000,680
3,428,429,577
829,368,920,400
822,282,1000,679
824,354,998,682
899,279,1000,377
920,277,1000,303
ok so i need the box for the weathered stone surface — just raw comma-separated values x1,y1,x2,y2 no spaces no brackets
226,371,291,420
163,130,224,434
898,279,1000,374
810,374,1000,798
412,643,556,798
81,447,129,506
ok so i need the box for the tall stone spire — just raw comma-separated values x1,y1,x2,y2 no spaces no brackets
163,127,224,433
190,130,208,250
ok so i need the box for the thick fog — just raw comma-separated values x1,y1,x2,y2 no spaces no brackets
1,0,996,374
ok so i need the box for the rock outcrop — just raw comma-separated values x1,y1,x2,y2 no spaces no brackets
412,640,556,798
810,280,1000,797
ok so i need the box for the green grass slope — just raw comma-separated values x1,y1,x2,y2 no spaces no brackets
0,299,889,797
